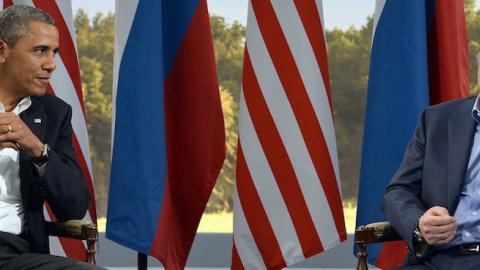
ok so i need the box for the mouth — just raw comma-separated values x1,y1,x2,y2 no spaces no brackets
35,77,51,84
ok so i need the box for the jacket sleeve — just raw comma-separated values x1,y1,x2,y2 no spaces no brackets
38,105,90,221
381,110,429,256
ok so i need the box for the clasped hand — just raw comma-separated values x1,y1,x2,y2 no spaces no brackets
0,112,43,156
419,206,457,246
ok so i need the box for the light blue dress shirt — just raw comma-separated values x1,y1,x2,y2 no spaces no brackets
450,95,480,246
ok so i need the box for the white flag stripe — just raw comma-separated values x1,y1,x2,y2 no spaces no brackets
49,236,66,257
112,0,140,138
315,0,326,40
12,0,33,6
271,0,341,188
55,0,78,54
0,1,3,8
247,1,340,248
234,1,346,268
239,90,304,264
49,56,93,176
232,186,266,270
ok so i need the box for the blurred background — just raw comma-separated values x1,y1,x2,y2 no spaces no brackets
73,0,480,235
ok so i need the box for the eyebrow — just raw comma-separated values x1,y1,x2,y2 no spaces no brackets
32,45,60,54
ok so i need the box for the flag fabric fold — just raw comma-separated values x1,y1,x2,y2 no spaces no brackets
232,1,346,269
1,0,97,261
107,0,225,269
356,0,469,268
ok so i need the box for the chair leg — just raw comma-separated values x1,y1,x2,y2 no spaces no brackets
83,224,98,264
356,242,368,270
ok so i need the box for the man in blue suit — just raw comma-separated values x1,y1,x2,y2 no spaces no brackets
383,58,480,269
0,5,104,270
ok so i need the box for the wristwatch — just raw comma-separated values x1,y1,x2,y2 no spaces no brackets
414,225,424,243
30,144,50,166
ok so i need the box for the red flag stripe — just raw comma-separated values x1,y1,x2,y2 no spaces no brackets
149,1,225,268
427,0,470,104
32,0,86,116
251,0,345,237
293,0,333,109
236,145,287,268
45,85,94,218
234,0,346,267
72,135,97,221
231,244,245,270
243,49,323,256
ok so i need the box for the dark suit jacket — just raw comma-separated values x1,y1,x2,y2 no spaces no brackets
17,94,90,253
382,96,477,262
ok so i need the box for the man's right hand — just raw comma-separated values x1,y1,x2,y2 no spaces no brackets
418,206,457,245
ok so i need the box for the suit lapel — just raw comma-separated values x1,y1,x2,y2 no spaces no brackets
448,98,476,212
20,98,47,142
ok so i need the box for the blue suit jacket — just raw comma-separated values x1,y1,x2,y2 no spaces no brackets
382,96,477,261
18,94,90,254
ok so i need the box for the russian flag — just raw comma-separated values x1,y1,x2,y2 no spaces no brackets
106,0,226,269
355,0,469,268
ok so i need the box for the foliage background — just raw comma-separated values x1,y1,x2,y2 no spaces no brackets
77,2,480,217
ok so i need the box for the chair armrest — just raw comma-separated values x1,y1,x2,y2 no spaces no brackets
355,221,402,270
355,221,401,244
46,220,97,240
46,220,98,264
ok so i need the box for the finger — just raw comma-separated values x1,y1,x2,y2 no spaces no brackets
0,112,17,118
429,206,450,217
429,232,456,245
0,142,19,151
0,132,17,143
0,124,11,134
422,215,456,226
422,222,457,234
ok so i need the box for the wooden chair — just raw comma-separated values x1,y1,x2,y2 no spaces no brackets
354,221,401,270
46,220,98,264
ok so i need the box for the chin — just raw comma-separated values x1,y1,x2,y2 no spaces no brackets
29,88,48,97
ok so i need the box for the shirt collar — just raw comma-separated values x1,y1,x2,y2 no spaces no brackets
0,97,32,115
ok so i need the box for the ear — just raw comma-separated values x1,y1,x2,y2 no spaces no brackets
0,40,8,64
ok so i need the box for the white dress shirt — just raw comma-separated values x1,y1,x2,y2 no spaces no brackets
0,97,31,235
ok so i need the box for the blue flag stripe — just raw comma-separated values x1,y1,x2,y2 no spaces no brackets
356,0,436,264
107,0,200,253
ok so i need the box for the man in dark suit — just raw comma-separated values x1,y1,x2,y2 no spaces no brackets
382,58,480,268
0,5,104,270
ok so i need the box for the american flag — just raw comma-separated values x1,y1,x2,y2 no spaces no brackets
231,0,346,269
1,0,97,261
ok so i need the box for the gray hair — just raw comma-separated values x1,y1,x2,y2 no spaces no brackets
0,5,55,47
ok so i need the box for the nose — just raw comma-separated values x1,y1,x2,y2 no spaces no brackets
42,54,57,72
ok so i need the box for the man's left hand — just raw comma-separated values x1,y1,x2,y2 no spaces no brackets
0,112,43,156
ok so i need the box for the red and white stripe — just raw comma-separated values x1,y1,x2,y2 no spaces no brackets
232,1,346,269
2,0,97,261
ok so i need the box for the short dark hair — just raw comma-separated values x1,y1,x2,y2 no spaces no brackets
0,5,55,47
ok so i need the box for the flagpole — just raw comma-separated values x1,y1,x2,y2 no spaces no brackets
138,252,147,270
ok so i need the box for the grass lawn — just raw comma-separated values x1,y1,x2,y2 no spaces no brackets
97,204,357,234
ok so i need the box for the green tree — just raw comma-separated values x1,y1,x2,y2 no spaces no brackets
210,16,245,102
326,19,373,201
75,10,114,217
206,87,238,212
465,0,480,94
205,17,245,212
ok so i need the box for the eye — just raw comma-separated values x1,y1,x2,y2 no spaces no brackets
34,47,47,54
